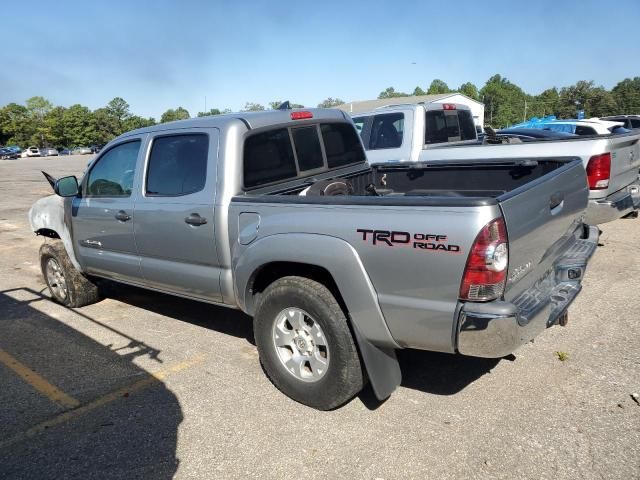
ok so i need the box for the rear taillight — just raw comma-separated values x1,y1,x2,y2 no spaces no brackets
442,103,457,110
586,153,611,190
459,218,508,302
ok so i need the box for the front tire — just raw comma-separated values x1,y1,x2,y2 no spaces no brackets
254,276,364,410
40,240,101,307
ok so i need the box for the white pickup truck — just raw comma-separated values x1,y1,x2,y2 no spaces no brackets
352,103,640,224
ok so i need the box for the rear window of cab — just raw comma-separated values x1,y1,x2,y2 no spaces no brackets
243,122,365,189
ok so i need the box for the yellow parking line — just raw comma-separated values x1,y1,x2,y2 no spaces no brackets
0,348,80,409
0,354,205,450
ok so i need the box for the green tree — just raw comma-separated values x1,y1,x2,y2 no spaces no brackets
63,104,94,146
242,102,265,112
197,108,222,117
611,77,640,114
528,87,560,118
25,96,53,146
0,103,30,147
557,80,617,118
317,97,344,108
458,82,479,101
123,115,156,131
427,79,451,95
105,97,131,134
479,74,527,127
412,86,427,96
44,106,68,148
160,107,190,123
377,87,409,99
268,101,305,110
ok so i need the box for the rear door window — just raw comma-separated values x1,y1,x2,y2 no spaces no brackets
629,119,640,129
320,123,366,168
425,110,460,144
291,126,324,171
146,134,209,196
369,113,404,149
244,129,297,188
352,117,366,137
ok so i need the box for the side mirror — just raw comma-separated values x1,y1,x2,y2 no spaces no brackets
54,176,79,197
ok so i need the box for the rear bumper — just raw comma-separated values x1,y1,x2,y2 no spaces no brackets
585,183,640,225
456,225,599,358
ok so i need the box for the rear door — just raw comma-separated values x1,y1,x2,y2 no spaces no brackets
72,138,143,282
134,128,222,301
605,133,640,194
498,159,589,301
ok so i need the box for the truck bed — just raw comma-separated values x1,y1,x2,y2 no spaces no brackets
242,158,575,204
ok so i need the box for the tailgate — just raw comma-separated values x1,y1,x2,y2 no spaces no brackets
498,158,588,301
602,133,640,198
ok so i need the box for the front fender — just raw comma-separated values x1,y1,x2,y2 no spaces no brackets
28,195,81,271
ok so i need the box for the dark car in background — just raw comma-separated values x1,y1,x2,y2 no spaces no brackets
0,147,19,159
58,148,72,155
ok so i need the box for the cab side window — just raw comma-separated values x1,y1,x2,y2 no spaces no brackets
146,134,209,196
369,113,404,149
86,140,141,197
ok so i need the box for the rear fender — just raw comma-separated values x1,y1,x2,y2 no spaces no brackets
28,195,81,271
233,233,402,400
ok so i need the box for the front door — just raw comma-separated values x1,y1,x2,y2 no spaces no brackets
134,129,222,301
72,139,143,282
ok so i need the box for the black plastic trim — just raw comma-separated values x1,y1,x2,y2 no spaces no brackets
231,194,498,207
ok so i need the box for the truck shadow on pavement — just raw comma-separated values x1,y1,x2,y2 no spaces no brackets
104,282,502,409
104,282,256,346
0,288,182,480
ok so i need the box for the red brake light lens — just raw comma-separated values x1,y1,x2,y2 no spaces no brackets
290,111,313,120
442,103,457,110
585,153,611,190
459,218,508,301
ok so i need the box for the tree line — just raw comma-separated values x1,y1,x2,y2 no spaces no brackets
377,76,640,127
1,75,639,147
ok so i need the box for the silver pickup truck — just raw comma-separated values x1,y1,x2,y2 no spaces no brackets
353,103,640,224
29,109,598,410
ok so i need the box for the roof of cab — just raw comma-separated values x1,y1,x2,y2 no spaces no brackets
349,102,471,118
116,108,350,141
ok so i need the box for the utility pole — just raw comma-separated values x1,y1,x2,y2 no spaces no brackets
204,96,207,113
523,99,527,122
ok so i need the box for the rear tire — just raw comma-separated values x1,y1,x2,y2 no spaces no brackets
254,276,364,410
40,240,101,307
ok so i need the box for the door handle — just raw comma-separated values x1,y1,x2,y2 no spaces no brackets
549,193,564,213
115,210,131,222
185,213,207,226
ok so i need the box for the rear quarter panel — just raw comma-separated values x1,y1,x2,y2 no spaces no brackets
229,200,501,352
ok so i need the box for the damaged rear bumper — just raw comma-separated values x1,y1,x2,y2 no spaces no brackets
456,225,599,358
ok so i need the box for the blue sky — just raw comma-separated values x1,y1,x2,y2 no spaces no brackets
3,0,639,119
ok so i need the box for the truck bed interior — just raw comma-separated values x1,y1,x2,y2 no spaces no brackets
241,158,572,203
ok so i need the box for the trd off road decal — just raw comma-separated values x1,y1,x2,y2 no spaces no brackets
356,229,461,253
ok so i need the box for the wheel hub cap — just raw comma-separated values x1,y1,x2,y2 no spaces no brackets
272,308,330,383
45,258,68,301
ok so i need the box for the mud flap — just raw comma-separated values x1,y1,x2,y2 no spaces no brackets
351,320,402,401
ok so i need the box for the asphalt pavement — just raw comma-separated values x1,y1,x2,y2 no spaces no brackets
0,155,638,479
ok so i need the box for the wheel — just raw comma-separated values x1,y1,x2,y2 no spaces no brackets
254,276,364,410
40,240,101,307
